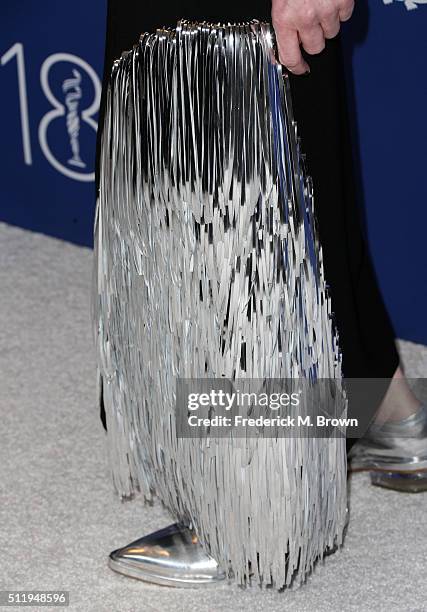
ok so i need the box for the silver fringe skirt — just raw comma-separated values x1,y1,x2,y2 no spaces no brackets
93,19,347,589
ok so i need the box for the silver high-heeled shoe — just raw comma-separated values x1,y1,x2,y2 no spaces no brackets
108,523,226,587
109,515,347,587
349,404,427,492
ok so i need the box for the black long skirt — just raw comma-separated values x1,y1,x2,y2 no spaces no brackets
95,1,399,440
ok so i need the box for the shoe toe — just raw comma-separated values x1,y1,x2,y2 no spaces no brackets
108,524,226,586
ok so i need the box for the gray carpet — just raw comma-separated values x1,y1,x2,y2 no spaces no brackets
0,222,426,612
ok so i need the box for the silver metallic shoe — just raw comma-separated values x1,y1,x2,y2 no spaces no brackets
109,523,227,587
349,404,427,492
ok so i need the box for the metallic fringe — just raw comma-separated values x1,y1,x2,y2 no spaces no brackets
93,20,347,589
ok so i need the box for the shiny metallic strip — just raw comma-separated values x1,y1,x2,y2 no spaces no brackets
93,19,347,589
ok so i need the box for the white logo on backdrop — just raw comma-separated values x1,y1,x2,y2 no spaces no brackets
1,44,101,181
383,0,427,10
62,69,86,169
39,53,101,182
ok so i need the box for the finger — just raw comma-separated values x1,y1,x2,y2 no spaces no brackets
298,24,326,55
275,27,310,74
339,1,355,22
320,12,341,39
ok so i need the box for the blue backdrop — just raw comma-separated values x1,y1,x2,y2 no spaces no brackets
1,1,105,243
1,0,426,344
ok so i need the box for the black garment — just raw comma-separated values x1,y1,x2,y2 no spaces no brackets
95,1,399,438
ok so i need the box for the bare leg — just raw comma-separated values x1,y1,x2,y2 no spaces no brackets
374,366,421,424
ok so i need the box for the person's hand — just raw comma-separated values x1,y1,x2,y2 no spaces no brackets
271,0,354,74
